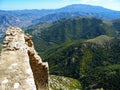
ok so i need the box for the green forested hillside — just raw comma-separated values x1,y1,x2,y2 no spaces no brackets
41,37,120,90
112,19,120,37
50,75,82,90
25,17,120,89
112,19,120,31
26,17,116,52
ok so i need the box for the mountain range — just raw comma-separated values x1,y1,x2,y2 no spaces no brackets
0,4,120,37
0,4,120,90
42,36,120,90
25,17,119,52
24,16,120,90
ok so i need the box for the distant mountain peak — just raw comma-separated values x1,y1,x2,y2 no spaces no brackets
0,4,120,38
58,4,116,13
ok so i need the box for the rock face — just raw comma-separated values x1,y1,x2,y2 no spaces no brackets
26,34,49,90
0,27,49,90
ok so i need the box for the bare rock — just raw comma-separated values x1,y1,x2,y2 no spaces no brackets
0,27,49,90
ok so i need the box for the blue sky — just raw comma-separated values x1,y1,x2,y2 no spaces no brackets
0,0,120,11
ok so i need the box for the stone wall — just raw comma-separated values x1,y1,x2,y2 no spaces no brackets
25,34,49,90
0,27,49,90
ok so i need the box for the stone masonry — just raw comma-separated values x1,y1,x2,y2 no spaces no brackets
0,27,49,90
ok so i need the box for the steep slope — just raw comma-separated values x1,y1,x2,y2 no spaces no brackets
0,10,54,36
86,35,112,45
0,14,21,36
41,36,120,89
112,19,120,37
0,27,84,90
27,17,115,52
113,19,120,28
50,75,82,90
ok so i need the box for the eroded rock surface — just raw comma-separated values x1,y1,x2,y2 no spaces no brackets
25,34,49,90
0,27,49,90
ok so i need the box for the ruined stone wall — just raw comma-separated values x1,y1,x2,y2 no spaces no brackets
25,34,49,90
0,27,49,90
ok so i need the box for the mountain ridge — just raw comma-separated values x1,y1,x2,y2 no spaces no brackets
0,4,120,37
41,36,120,90
26,17,116,52
58,4,119,12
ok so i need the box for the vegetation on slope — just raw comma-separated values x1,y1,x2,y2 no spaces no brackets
25,17,120,89
82,65,120,90
41,36,120,89
26,17,116,52
50,75,82,90
86,35,112,45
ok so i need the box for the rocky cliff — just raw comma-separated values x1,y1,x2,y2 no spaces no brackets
0,27,49,90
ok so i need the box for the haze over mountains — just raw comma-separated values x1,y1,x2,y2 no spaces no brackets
0,4,120,37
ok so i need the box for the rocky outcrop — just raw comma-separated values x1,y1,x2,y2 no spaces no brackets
25,34,49,90
49,75,81,90
0,27,49,90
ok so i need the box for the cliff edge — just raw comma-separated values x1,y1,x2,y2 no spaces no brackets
0,27,49,90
